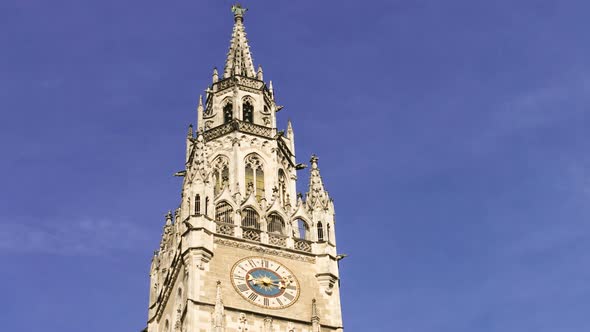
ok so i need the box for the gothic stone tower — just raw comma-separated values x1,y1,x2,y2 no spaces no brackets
147,5,343,332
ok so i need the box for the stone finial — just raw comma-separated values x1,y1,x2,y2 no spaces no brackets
187,124,193,138
257,64,263,80
165,210,173,226
212,67,219,83
287,119,293,138
197,95,204,132
269,80,274,98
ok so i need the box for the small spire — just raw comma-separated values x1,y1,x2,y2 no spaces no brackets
257,64,263,80
269,80,274,99
286,119,293,138
187,124,193,138
307,155,330,210
197,95,204,132
213,281,225,330
212,67,219,83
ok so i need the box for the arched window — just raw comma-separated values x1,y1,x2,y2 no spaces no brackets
223,103,233,124
215,201,233,224
255,168,264,201
205,197,209,216
241,208,260,229
295,218,309,240
267,213,284,234
195,194,201,215
243,101,253,123
244,154,264,201
212,156,230,195
327,223,331,243
317,222,324,242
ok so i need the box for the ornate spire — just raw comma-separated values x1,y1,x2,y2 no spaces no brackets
224,4,255,78
213,281,225,331
306,155,331,210
186,134,210,184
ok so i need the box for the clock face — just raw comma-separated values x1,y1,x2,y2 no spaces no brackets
231,256,300,309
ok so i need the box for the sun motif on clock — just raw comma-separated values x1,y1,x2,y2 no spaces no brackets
230,256,300,309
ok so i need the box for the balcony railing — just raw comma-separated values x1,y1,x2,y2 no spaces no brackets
268,233,287,247
215,222,235,236
294,238,313,253
203,120,273,142
242,227,262,242
212,224,313,253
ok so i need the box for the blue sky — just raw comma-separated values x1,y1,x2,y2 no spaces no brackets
1,0,589,331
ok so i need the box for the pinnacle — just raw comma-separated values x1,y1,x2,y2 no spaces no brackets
223,4,256,78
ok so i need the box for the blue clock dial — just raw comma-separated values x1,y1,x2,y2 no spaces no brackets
247,268,285,297
231,256,300,309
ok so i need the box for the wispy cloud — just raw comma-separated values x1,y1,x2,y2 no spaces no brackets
0,218,153,255
471,73,590,153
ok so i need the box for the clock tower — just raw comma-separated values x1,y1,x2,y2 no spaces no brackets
146,5,343,332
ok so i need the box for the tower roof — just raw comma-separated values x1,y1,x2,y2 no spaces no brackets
223,4,256,79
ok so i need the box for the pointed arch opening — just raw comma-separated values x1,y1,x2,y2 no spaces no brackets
195,194,201,215
223,102,233,124
244,154,264,202
241,207,260,229
243,100,254,123
295,218,309,240
215,201,234,224
212,156,230,196
267,213,285,235
317,222,324,242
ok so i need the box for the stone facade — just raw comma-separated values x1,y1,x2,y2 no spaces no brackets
146,5,343,332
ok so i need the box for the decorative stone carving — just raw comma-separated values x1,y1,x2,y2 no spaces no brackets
263,317,273,332
287,322,295,332
214,238,315,263
237,313,248,332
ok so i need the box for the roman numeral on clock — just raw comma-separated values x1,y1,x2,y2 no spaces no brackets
264,298,269,307
276,298,283,306
283,292,295,301
248,293,258,301
237,284,249,292
234,274,244,281
247,259,256,267
262,259,269,268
